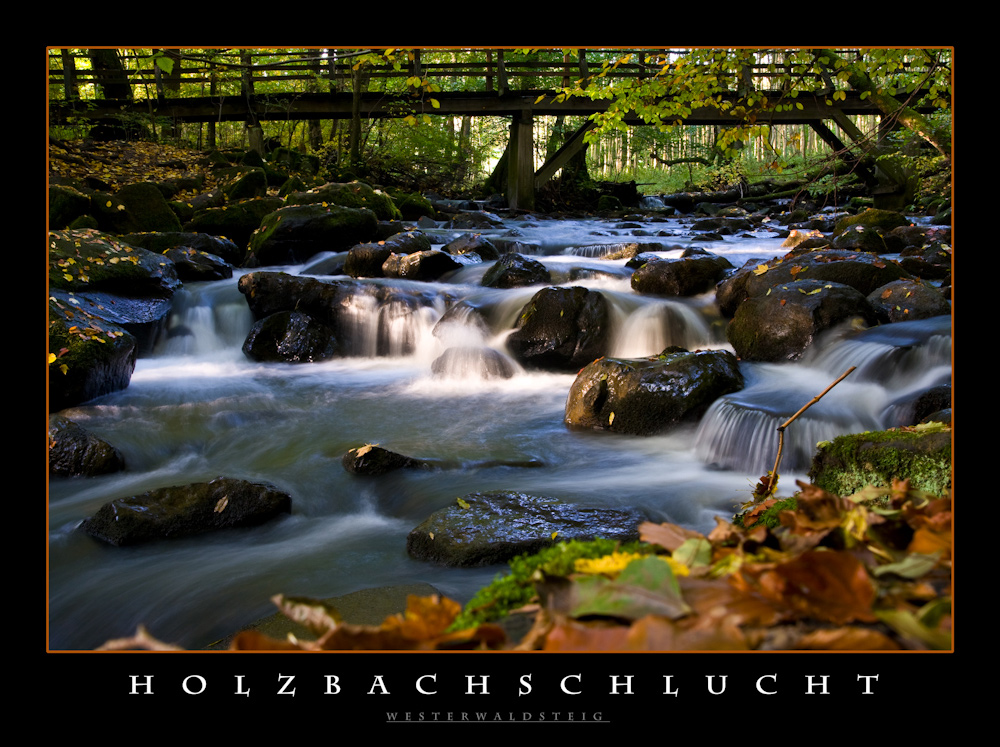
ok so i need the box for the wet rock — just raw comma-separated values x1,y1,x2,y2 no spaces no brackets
506,286,610,371
245,203,380,267
630,251,733,297
443,233,501,261
565,347,744,435
898,240,952,281
344,242,393,277
743,248,912,299
866,279,951,323
242,311,338,363
80,477,293,546
48,415,126,477
727,279,878,361
382,249,462,281
342,444,428,475
121,231,244,266
406,491,643,567
162,246,233,282
481,253,551,288
48,292,138,411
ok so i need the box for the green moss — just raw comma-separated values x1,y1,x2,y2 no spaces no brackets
449,537,650,631
808,424,951,497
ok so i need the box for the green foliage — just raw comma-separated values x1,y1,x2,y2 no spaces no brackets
449,537,651,631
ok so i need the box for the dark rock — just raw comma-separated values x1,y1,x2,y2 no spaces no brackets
184,196,284,249
743,248,912,299
80,477,293,546
866,279,951,323
242,311,338,363
48,293,138,411
406,491,643,567
481,253,551,288
48,415,126,477
898,240,952,281
727,279,878,361
564,347,744,435
506,286,610,371
342,444,427,475
344,242,393,277
448,211,504,229
49,184,92,229
443,233,501,261
630,252,733,297
162,246,233,282
121,231,243,266
49,229,181,299
382,249,462,281
808,426,952,497
244,203,380,267
97,182,184,234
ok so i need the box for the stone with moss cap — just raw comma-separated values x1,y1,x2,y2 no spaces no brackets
808,422,952,497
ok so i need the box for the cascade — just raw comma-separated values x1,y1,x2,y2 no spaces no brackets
48,213,952,651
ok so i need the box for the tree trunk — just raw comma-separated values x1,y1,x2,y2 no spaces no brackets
810,49,950,156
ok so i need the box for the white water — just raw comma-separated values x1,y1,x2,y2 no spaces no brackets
47,214,951,650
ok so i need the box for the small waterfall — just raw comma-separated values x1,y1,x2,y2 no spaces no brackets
156,281,254,356
338,287,445,361
604,292,715,357
693,315,951,475
694,389,883,473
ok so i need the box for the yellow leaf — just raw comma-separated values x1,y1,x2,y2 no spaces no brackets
752,264,770,275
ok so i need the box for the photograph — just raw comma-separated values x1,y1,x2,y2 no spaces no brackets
45,45,955,719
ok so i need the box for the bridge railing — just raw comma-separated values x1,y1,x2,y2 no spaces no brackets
49,48,938,104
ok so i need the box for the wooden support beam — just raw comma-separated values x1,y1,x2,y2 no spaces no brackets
534,120,596,187
507,111,535,211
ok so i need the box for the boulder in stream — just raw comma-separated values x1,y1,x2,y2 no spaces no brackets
245,203,380,267
727,279,879,362
406,491,643,567
808,423,952,497
564,347,744,435
506,286,610,371
242,310,338,363
48,415,126,477
80,477,293,546
481,253,551,288
630,250,734,297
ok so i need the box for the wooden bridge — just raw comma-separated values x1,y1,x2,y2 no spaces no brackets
48,48,928,209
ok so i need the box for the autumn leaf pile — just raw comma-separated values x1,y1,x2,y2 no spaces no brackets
49,139,223,198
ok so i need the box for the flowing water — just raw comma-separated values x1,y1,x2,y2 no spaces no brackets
47,212,952,650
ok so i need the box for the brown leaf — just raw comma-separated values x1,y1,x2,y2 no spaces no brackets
639,520,704,552
758,550,877,624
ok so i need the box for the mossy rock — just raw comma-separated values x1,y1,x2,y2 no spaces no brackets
832,208,910,237
808,423,952,497
286,181,401,221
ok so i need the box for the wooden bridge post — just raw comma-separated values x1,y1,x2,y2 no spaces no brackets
507,109,535,211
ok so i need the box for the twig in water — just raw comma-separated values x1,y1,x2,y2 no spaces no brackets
756,366,856,501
